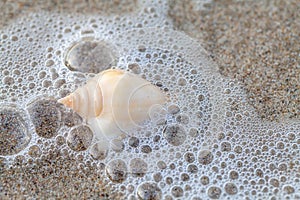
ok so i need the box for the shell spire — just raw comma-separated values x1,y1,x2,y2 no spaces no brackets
58,94,74,109
59,75,104,119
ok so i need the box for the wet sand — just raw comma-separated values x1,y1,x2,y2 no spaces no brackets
169,0,300,121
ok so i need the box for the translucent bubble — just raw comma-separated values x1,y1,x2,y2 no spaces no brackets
137,182,162,200
129,158,148,177
42,80,52,88
141,145,152,153
224,182,238,195
220,142,231,152
192,197,202,200
62,111,82,127
163,124,186,146
207,186,222,199
54,79,66,89
177,77,187,86
198,150,213,165
111,138,124,152
148,104,167,125
164,195,173,200
66,125,93,151
106,159,127,183
14,155,26,165
255,169,263,177
0,106,30,156
90,141,109,160
64,39,118,73
175,114,189,124
181,173,190,181
184,152,195,163
229,170,239,180
283,185,295,194
153,172,162,182
2,76,14,85
45,59,54,67
198,94,205,102
200,175,210,185
167,104,180,115
166,177,173,184
287,132,295,140
157,160,167,169
128,63,141,74
280,175,287,182
276,141,285,149
11,35,18,41
187,164,198,174
171,186,184,197
269,178,279,187
217,132,225,140
234,145,243,154
189,128,199,138
28,145,41,158
128,136,140,148
55,135,65,146
27,98,61,138
38,71,47,79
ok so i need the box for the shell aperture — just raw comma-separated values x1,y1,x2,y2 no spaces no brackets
58,69,166,142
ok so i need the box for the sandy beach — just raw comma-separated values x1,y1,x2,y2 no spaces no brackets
1,0,299,199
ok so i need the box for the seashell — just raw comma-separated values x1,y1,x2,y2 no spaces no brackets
58,69,166,142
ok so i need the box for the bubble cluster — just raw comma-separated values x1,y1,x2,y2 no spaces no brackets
0,0,299,199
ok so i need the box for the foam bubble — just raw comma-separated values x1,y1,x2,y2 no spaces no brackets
90,141,109,160
66,125,93,151
129,158,148,177
106,159,127,183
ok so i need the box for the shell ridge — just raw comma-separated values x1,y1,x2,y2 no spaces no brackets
109,72,130,134
94,79,103,117
130,83,166,125
111,73,150,135
86,81,92,117
111,71,166,137
126,82,153,127
112,82,152,135
73,85,89,117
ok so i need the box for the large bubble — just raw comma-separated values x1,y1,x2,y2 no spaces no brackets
64,39,118,73
27,98,62,139
0,105,31,156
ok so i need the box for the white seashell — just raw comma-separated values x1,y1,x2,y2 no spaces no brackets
58,69,166,142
